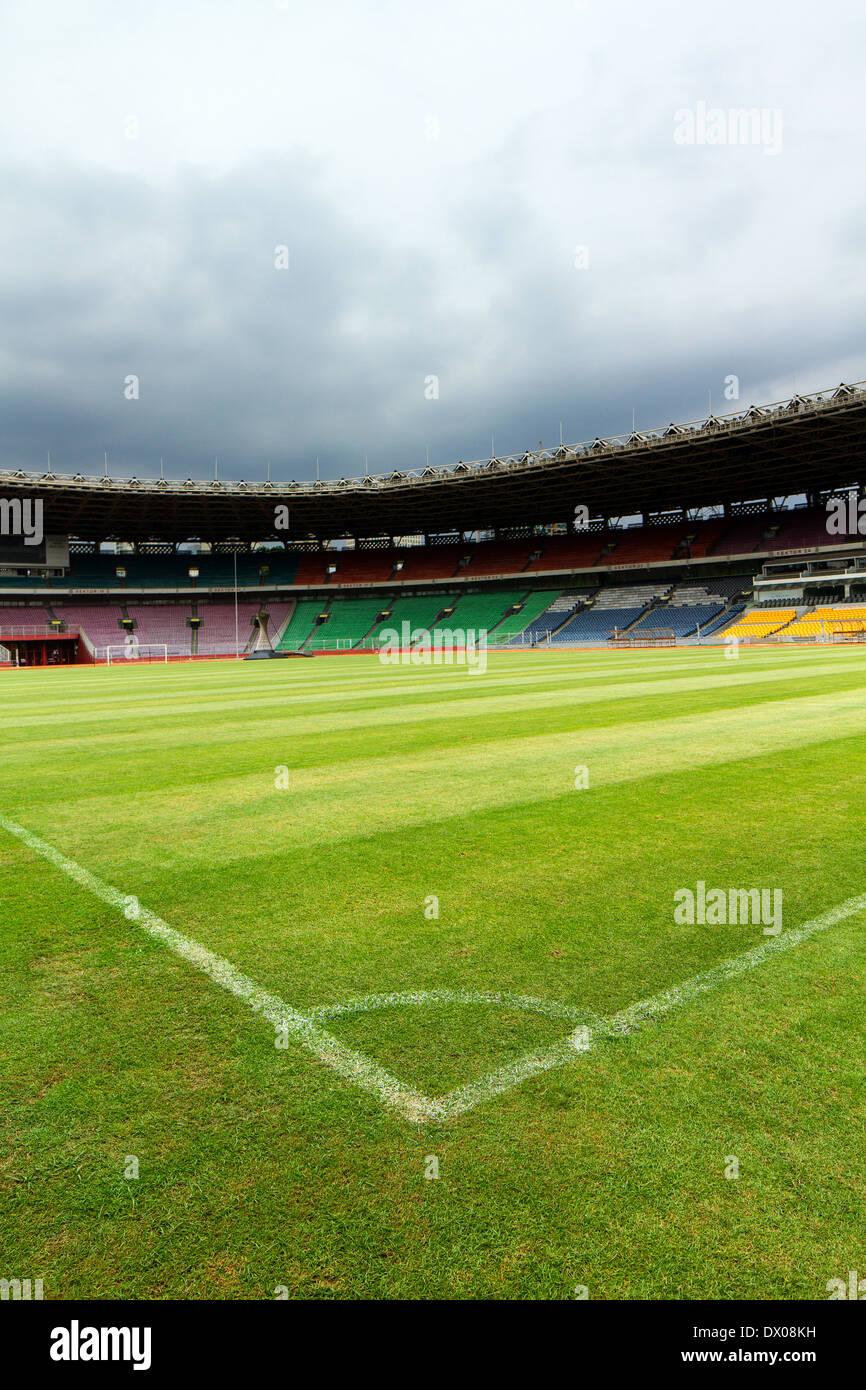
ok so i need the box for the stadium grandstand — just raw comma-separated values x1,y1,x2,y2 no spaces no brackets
2,379,866,664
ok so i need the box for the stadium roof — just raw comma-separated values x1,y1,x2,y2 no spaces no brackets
1,381,865,543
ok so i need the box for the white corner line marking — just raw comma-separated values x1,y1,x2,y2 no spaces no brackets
2,814,864,1125
0,814,431,1124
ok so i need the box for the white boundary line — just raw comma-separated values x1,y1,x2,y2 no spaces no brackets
0,815,431,1124
2,813,864,1125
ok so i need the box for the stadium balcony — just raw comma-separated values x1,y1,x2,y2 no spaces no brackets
676,518,730,558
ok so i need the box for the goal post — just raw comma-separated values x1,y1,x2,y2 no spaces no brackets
102,644,169,665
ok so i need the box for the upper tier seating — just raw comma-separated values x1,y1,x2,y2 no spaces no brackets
708,509,835,558
523,534,607,572
62,551,301,590
320,550,398,584
677,518,730,558
393,546,466,582
599,527,681,566
0,572,49,588
0,506,853,600
460,540,536,577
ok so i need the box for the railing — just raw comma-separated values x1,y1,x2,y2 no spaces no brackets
278,629,525,654
0,625,80,638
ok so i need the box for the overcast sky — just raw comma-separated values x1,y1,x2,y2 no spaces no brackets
0,0,864,482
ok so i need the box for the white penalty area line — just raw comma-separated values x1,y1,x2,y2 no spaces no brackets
2,812,865,1126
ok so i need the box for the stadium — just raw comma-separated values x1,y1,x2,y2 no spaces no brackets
2,377,866,1305
5,0,866,1344
2,379,866,665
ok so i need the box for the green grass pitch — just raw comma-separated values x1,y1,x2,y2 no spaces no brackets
1,645,865,1299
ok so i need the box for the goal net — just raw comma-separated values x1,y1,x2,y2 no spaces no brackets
608,627,676,648
101,643,170,665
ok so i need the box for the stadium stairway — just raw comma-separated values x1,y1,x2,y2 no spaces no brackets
302,597,334,650
277,598,325,652
273,597,318,650
698,603,745,638
267,599,295,647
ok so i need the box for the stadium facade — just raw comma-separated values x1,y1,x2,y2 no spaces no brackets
1,381,865,664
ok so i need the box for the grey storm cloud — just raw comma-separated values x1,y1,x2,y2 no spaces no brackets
1,0,865,483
